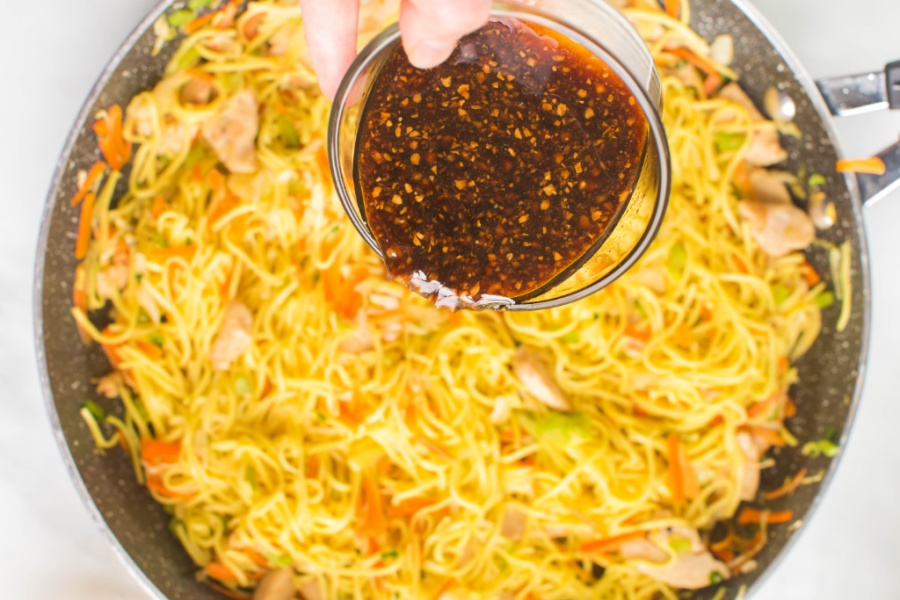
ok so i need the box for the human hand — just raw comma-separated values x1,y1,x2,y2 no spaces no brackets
299,0,492,99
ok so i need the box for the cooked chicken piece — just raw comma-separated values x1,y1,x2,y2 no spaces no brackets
253,569,294,600
629,267,668,295
737,200,815,257
512,347,570,411
338,328,375,354
621,526,729,589
267,25,296,56
202,89,260,174
210,301,254,371
748,168,792,205
298,579,322,600
736,431,761,502
500,506,527,541
674,64,703,92
96,373,122,399
180,77,216,106
95,264,129,300
718,83,788,167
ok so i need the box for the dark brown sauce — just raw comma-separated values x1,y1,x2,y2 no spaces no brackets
356,18,648,309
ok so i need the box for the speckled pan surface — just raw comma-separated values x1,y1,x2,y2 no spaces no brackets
33,1,870,599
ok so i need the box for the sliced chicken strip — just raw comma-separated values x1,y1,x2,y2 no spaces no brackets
748,168,792,205
253,568,294,600
737,200,815,257
210,301,254,371
718,83,788,167
621,526,729,590
512,347,570,411
736,431,761,502
202,88,260,174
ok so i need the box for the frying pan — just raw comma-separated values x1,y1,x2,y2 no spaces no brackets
33,0,899,598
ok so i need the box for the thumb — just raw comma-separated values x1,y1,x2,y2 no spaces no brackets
399,0,492,69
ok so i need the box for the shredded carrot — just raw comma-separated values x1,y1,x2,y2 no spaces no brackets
836,157,886,175
146,475,193,499
136,340,164,360
142,439,181,464
433,579,455,600
777,356,789,375
747,427,786,447
339,395,366,425
417,436,454,460
94,105,131,170
579,530,646,554
664,0,680,18
75,192,96,260
245,549,268,568
733,162,752,199
359,477,387,547
703,70,722,97
783,397,797,418
71,161,106,207
763,468,808,500
668,433,686,504
737,507,794,525
185,0,239,34
624,324,651,343
206,562,241,583
708,415,724,427
243,12,265,39
732,254,749,274
802,261,821,286
668,46,723,81
150,195,167,219
322,265,367,320
748,392,781,419
147,245,198,261
185,67,215,84
208,583,250,600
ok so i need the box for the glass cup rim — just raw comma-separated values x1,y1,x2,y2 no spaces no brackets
327,1,671,311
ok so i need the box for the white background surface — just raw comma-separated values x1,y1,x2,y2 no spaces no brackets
1,0,898,598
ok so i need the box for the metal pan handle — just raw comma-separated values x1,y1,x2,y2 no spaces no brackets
816,61,900,207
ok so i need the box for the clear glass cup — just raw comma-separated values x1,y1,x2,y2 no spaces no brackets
328,0,670,311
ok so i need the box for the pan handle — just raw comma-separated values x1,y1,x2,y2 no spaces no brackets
817,61,900,207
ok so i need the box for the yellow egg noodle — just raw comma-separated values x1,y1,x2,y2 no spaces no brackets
71,0,827,598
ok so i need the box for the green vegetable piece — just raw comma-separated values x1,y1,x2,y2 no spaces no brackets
815,291,835,309
709,571,724,584
808,173,827,189
148,332,165,348
532,412,592,447
715,132,746,153
560,332,580,344
173,45,202,71
234,375,252,396
771,284,791,306
381,549,400,560
168,9,195,27
84,399,107,421
268,554,293,568
277,116,301,148
669,536,693,554
188,0,214,11
667,244,687,281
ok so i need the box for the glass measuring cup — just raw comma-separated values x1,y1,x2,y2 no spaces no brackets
328,0,670,311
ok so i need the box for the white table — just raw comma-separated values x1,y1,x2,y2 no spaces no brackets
2,1,898,598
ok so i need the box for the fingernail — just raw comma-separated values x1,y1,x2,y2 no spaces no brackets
406,39,455,70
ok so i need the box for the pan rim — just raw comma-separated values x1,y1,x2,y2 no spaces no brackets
32,1,872,599
708,0,872,596
33,2,178,599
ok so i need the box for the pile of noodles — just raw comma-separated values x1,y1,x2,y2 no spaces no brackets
72,0,827,598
